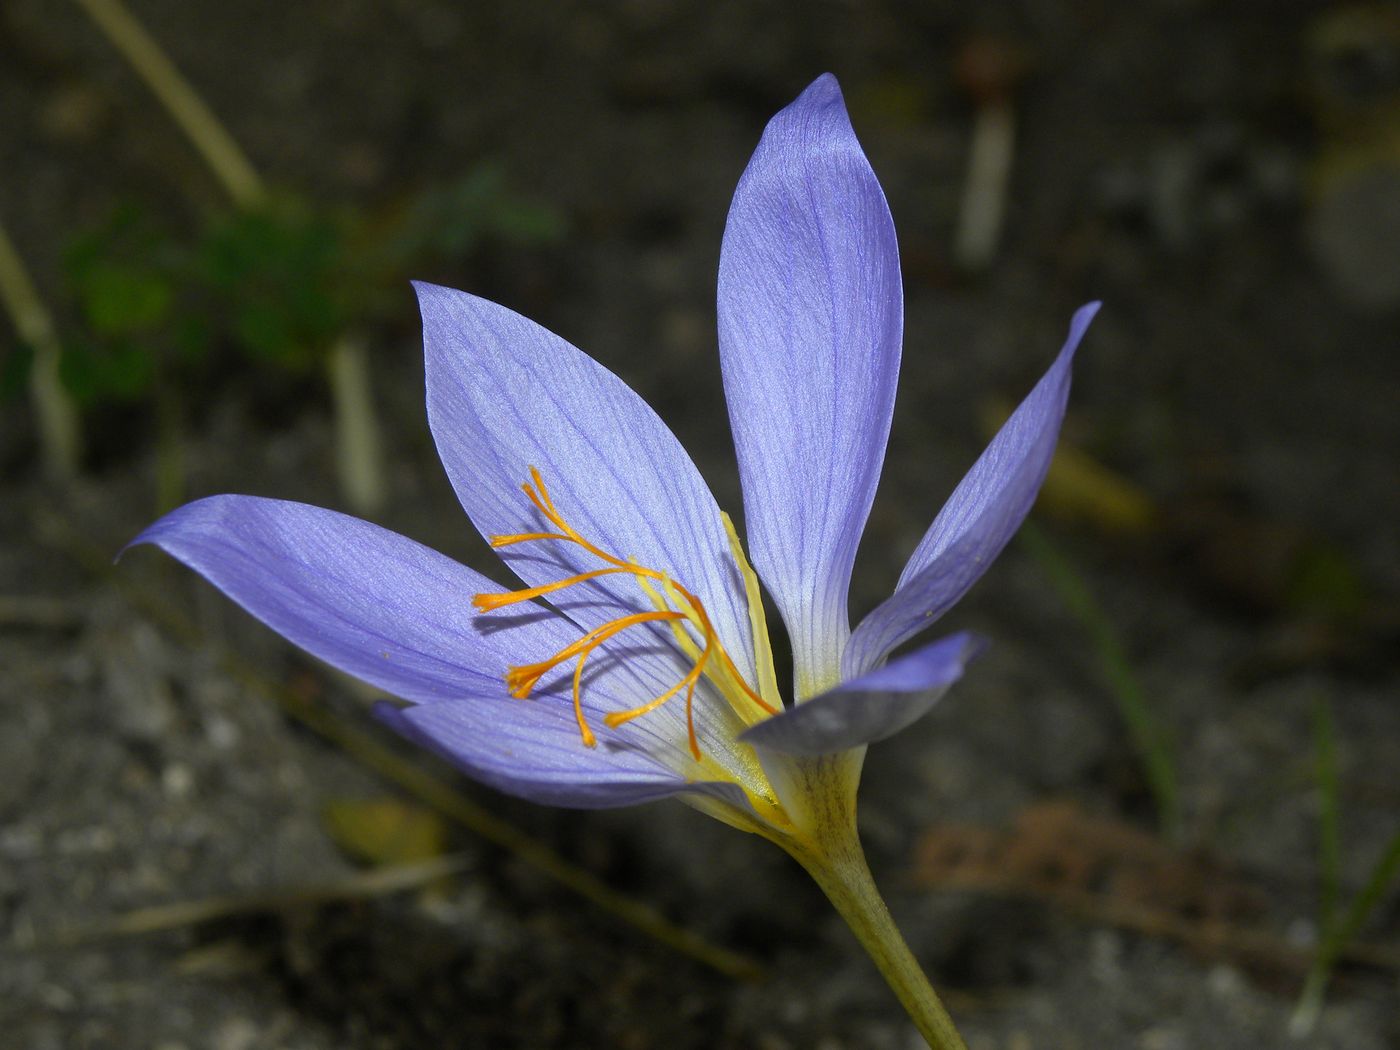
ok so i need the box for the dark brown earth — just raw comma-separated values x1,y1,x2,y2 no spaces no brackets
2,2,1398,1048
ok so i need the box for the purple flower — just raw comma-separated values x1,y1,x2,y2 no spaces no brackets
131,74,1097,837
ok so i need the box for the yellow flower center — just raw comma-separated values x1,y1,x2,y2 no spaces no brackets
472,468,781,760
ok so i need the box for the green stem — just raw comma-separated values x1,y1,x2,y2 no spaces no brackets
800,846,966,1049
777,764,966,1050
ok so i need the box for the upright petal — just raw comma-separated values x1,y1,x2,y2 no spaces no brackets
845,303,1099,675
717,74,902,695
418,282,756,686
127,495,696,805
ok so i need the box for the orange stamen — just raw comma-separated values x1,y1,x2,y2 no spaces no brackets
668,580,778,717
472,566,639,612
602,658,703,726
503,610,683,698
472,468,770,760
571,648,598,748
488,531,573,547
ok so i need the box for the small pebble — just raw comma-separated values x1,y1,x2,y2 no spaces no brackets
162,763,194,799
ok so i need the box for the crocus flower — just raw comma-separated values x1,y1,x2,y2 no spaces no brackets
131,74,1097,1049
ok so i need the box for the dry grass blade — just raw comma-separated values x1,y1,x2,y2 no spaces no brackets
69,0,265,207
39,855,475,947
0,215,82,481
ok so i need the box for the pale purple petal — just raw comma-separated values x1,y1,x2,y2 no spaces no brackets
418,282,756,686
376,701,732,809
130,495,528,702
717,74,902,690
845,303,1100,675
739,632,985,756
127,495,694,805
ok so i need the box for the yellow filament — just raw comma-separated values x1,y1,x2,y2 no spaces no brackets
638,574,775,723
472,468,773,761
721,512,782,711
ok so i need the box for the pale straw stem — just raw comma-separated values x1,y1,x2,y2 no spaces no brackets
0,215,82,481
70,0,266,207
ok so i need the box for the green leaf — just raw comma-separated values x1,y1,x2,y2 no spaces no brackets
1292,829,1400,1035
1287,542,1367,622
0,341,33,401
1020,521,1181,842
59,337,157,404
198,199,351,367
1311,695,1342,933
78,263,174,336
386,166,565,263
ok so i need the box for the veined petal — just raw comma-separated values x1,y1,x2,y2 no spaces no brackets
127,495,709,800
418,282,756,686
739,632,985,756
128,495,535,702
376,700,738,809
845,303,1100,675
717,74,902,694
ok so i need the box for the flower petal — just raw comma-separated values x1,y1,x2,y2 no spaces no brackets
129,495,534,702
716,74,902,693
127,495,705,801
418,281,757,686
738,632,985,756
845,303,1100,675
375,700,730,809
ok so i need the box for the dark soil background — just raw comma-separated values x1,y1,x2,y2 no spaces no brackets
3,2,1398,1048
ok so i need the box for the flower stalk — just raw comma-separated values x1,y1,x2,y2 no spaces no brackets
799,844,967,1050
767,756,968,1049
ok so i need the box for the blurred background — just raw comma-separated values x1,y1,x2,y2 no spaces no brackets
2,1,1398,1047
